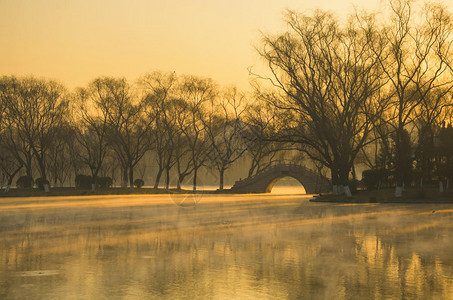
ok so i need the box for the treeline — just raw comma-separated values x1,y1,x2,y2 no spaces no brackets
253,0,453,197
0,72,297,193
3,0,452,198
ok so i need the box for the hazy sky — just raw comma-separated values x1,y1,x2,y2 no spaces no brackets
0,0,435,91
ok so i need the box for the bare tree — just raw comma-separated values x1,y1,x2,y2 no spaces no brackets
374,0,453,196
139,71,178,189
3,76,68,192
205,87,248,190
414,87,452,187
0,101,23,192
46,125,74,187
99,77,154,192
243,102,283,177
72,78,118,191
170,100,194,190
0,150,22,192
253,10,385,196
0,77,35,180
176,76,217,192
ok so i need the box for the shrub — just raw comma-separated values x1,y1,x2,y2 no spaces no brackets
16,176,34,188
361,170,380,190
35,178,50,190
348,179,360,193
97,177,113,188
75,174,92,189
134,179,144,188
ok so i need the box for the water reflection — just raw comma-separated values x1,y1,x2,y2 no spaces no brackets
1,194,453,299
270,177,306,194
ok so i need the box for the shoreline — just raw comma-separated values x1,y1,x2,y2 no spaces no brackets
0,187,225,198
310,188,453,204
2,187,453,205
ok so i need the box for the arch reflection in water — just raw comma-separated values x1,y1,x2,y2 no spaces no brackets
269,176,307,194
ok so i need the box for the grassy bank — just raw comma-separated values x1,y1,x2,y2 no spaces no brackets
311,187,453,204
0,187,219,198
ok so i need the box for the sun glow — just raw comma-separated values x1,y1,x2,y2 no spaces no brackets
270,177,306,194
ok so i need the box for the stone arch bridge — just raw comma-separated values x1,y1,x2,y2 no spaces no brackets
229,164,331,194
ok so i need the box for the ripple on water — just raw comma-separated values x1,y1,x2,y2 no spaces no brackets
17,270,60,277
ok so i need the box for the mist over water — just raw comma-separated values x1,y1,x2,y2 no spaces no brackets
1,194,453,299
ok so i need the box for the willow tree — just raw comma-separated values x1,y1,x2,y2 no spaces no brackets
254,10,385,196
2,76,68,192
205,87,248,190
374,0,453,196
72,78,114,191
176,76,217,192
97,77,154,192
0,77,28,191
140,71,178,189
244,101,287,177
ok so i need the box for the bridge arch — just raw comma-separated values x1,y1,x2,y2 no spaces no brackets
230,164,330,194
266,176,307,193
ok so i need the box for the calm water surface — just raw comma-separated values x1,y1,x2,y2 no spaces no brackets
1,193,453,299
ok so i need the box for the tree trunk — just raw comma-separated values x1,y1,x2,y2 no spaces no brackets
344,186,352,197
129,165,134,192
4,165,23,193
331,168,339,195
338,165,351,198
122,166,128,188
37,158,50,192
193,167,198,192
91,169,97,192
25,151,33,178
219,168,225,191
165,167,170,190
154,167,163,189
394,186,403,197
395,126,404,197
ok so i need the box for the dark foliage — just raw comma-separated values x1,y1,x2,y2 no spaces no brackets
361,170,380,190
35,177,50,190
97,177,113,188
134,179,144,188
348,179,360,194
75,174,92,189
16,176,34,189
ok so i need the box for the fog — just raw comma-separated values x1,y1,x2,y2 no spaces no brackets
1,194,453,299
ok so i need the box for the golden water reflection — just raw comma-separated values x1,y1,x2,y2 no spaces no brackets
1,194,453,299
270,177,306,194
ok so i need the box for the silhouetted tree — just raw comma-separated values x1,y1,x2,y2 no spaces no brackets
72,78,117,191
47,124,74,187
0,77,35,179
2,76,68,192
373,0,453,196
205,87,248,190
140,71,179,189
0,146,23,192
176,76,216,191
100,77,154,192
244,102,285,177
254,10,384,196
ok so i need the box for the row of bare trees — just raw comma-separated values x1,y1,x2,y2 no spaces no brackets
0,72,290,193
4,0,448,198
253,0,453,197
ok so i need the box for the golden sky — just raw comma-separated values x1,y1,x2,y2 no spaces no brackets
0,0,437,91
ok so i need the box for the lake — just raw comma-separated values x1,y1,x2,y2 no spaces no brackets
1,193,453,299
